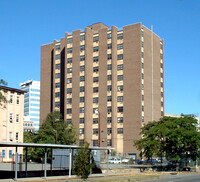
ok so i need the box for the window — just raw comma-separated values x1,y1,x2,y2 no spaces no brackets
107,33,112,39
142,116,144,122
142,84,144,90
55,92,60,97
107,117,112,123
160,44,163,49
80,34,85,41
56,64,60,69
118,107,123,113
107,43,112,49
161,63,163,68
142,73,144,79
80,76,85,82
93,77,99,83
93,140,98,146
16,132,19,140
141,31,144,37
93,87,98,93
107,64,112,70
80,86,85,92
10,95,13,103
93,66,99,72
80,118,84,124
93,46,99,52
117,85,123,92
142,95,144,101
161,82,163,87
117,75,123,81
55,102,60,108
56,44,60,50
117,117,123,123
142,106,144,111
141,41,144,47
107,54,112,60
93,56,99,62
93,108,98,114
67,109,72,114
80,107,84,113
16,96,20,104
9,132,13,141
9,150,12,158
142,62,144,68
79,140,84,145
66,119,71,124
67,48,72,53
161,73,163,78
107,140,112,146
161,92,164,97
107,96,112,102
161,102,164,107
117,64,123,70
80,128,84,134
55,83,60,88
117,44,123,50
80,65,85,71
67,98,72,104
56,54,60,60
55,73,60,78
107,85,112,91
16,114,19,122
80,55,85,61
107,75,112,81
161,111,164,116
107,106,112,113
80,45,85,51
93,129,98,135
67,68,72,73
117,128,123,134
2,150,5,158
93,36,99,42
93,97,98,103
10,113,13,123
141,52,144,58
67,88,72,94
117,54,123,60
67,58,72,63
117,96,123,102
107,128,112,135
117,33,123,39
80,97,85,103
93,118,98,124
160,54,163,59
67,78,72,84
68,38,72,43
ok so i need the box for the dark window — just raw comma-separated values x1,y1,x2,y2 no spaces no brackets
142,62,144,68
161,111,164,116
117,85,123,92
55,73,60,78
67,48,72,53
160,44,163,49
55,83,60,88
67,109,72,114
80,107,84,113
80,35,85,41
67,68,72,73
107,128,112,135
142,95,144,101
107,43,112,49
107,64,112,70
80,76,85,82
80,118,84,124
161,102,164,107
80,86,85,92
117,33,123,39
67,88,72,94
56,54,60,60
107,33,112,39
93,77,99,83
142,106,144,111
117,96,123,102
93,87,98,93
80,128,84,134
93,97,98,103
67,119,72,124
93,108,98,114
107,75,112,81
107,139,112,146
80,65,85,71
107,106,112,113
93,46,99,52
80,45,85,51
117,64,123,70
107,117,112,123
67,98,72,104
141,31,144,37
117,128,123,134
67,78,72,84
93,36,99,42
93,118,98,124
160,54,163,59
79,140,84,145
142,84,144,90
93,66,99,72
80,55,85,61
118,107,123,113
161,73,163,78
55,92,60,97
107,85,112,91
67,58,72,63
93,56,99,62
56,64,60,69
161,63,163,68
80,97,85,103
93,140,98,146
107,96,112,102
55,102,60,108
161,92,163,97
68,38,72,43
142,73,144,79
117,75,123,81
141,42,144,47
141,52,144,58
161,82,163,87
117,54,123,60
108,54,112,60
56,44,60,50
117,117,123,123
142,116,144,122
93,129,98,135
117,44,123,50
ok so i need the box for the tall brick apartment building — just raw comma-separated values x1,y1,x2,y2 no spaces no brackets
40,23,164,155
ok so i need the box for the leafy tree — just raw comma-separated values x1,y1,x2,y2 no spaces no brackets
0,79,8,105
134,115,200,164
73,142,94,180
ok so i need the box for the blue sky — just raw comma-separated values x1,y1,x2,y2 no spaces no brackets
0,0,199,115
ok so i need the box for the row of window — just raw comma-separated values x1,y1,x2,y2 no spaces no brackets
80,128,123,135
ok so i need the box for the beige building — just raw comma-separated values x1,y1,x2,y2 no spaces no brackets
0,86,25,162
40,23,164,155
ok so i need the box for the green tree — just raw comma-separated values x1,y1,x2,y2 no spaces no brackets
73,142,94,180
134,115,200,163
0,79,8,105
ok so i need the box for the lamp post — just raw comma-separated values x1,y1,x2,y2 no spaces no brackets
95,109,101,147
